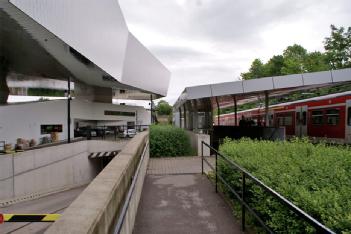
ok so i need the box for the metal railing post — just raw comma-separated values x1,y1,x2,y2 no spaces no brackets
242,172,246,232
215,152,218,193
201,141,204,175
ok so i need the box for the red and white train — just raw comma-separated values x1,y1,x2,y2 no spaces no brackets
217,91,351,144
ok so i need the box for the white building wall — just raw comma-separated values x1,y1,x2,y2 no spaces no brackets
0,140,127,200
0,100,150,146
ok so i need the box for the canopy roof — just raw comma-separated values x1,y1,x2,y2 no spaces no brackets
0,0,170,100
174,68,351,110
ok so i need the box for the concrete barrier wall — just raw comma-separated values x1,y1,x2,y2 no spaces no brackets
186,130,211,156
119,139,149,234
0,140,127,201
46,132,148,234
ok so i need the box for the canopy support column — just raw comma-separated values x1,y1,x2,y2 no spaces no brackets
183,104,187,130
150,95,153,124
232,95,238,126
193,100,198,132
215,97,220,126
67,77,71,143
179,107,182,128
265,91,269,127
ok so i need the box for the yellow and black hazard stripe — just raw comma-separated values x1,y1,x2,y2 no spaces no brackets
1,214,60,223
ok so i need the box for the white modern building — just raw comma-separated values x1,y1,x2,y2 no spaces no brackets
0,0,170,147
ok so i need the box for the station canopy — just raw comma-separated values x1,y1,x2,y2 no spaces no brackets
0,0,170,100
174,68,351,111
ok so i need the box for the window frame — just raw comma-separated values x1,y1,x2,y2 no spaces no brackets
326,108,340,126
311,110,324,125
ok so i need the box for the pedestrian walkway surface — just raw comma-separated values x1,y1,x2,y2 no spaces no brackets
134,157,241,234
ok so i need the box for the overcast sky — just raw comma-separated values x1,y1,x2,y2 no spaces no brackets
119,0,351,104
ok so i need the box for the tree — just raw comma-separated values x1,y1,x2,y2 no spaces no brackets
265,55,284,76
281,44,308,75
241,59,266,80
304,51,330,72
156,100,172,115
324,25,351,69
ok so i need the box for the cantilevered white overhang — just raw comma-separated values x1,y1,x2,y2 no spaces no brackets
174,68,351,109
0,0,170,99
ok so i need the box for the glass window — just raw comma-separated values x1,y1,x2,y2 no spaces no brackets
285,116,292,126
311,110,324,125
348,107,351,126
326,109,339,125
277,116,292,126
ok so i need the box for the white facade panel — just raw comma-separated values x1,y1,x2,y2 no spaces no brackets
243,77,274,93
121,33,170,97
211,81,243,96
273,74,303,89
0,100,150,146
332,68,351,83
186,85,212,99
10,0,129,82
302,71,332,86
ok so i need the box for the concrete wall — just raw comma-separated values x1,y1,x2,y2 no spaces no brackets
119,137,149,234
46,132,149,234
0,99,150,147
0,140,126,201
186,130,211,156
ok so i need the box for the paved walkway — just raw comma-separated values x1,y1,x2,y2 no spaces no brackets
134,157,241,234
147,156,215,175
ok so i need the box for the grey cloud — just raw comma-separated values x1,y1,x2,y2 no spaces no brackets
119,0,351,104
150,46,208,61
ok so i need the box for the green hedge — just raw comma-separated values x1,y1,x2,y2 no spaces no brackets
149,125,192,157
219,138,351,233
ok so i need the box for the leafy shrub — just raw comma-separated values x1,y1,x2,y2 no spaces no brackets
150,125,192,157
218,138,351,233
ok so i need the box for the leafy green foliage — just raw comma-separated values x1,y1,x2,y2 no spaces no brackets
241,59,266,80
218,138,351,233
324,25,351,69
149,125,193,157
156,100,173,115
241,24,351,81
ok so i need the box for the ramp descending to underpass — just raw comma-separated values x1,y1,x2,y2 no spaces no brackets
45,132,149,234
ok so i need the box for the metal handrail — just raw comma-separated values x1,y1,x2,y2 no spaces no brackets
113,140,149,234
201,141,335,234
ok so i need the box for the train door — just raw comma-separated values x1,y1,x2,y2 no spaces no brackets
346,100,351,143
295,106,308,137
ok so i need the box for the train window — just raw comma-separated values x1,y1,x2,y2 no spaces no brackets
302,111,307,125
312,110,324,125
348,107,351,126
277,116,292,126
326,109,339,125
